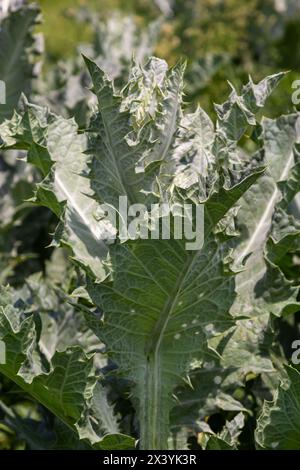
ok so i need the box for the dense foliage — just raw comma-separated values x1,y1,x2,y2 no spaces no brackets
0,0,299,450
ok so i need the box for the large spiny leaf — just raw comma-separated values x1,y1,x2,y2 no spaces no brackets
87,237,233,449
82,59,275,449
227,112,300,385
234,113,299,269
266,144,300,273
84,56,186,207
85,56,148,207
167,79,300,443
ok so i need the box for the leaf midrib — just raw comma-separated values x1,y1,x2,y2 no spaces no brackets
143,247,200,448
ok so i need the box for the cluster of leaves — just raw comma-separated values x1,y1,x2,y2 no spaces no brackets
0,0,51,287
156,0,300,115
0,0,300,451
